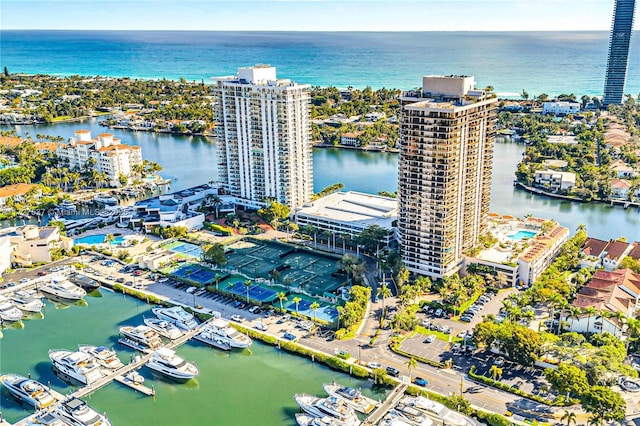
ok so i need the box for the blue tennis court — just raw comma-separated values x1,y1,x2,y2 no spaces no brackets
166,241,203,258
223,281,279,303
168,263,217,285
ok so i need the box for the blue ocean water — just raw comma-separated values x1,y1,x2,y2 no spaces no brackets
1,30,638,97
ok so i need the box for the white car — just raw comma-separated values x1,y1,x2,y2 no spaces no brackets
253,321,268,331
158,277,169,283
367,362,383,369
19,278,30,284
424,335,436,343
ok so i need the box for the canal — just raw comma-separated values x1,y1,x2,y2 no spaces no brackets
4,120,639,240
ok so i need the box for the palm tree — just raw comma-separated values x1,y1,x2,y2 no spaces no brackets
377,283,392,314
561,410,577,426
405,357,418,381
488,364,503,381
105,234,115,245
310,301,320,324
625,317,640,351
567,306,582,331
611,310,626,336
243,279,252,304
277,292,287,312
210,195,222,218
584,306,597,333
556,299,569,335
293,296,301,314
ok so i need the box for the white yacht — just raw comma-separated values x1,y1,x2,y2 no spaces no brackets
294,394,359,426
403,396,475,426
390,403,432,426
39,279,86,302
57,200,77,213
146,347,199,381
295,413,356,426
94,194,118,206
0,295,24,322
78,345,124,371
193,324,232,351
10,289,45,313
323,382,379,414
379,414,414,426
201,318,252,348
152,306,199,331
144,317,184,340
25,411,69,426
48,349,104,385
0,373,57,409
119,325,163,351
53,397,112,426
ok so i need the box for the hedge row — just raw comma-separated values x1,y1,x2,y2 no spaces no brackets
112,283,166,305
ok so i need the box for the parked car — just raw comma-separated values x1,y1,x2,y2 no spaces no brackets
19,278,30,284
367,362,383,369
158,277,169,283
414,377,428,387
37,271,48,276
460,316,472,323
116,277,125,283
386,366,400,377
494,356,505,366
231,315,245,322
424,335,436,343
283,332,298,342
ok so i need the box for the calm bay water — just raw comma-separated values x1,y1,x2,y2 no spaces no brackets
0,289,380,425
1,30,639,97
5,119,640,241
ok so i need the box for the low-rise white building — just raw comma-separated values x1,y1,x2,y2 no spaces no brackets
1,225,74,266
534,170,576,192
340,132,364,147
543,101,580,115
138,251,176,271
294,191,397,244
0,236,12,275
56,130,143,187
610,178,634,199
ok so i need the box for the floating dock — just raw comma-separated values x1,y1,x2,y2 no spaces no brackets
113,374,155,396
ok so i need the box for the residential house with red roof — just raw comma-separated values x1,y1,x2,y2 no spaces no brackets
580,237,633,271
567,269,640,336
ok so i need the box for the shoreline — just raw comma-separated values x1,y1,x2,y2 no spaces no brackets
514,181,640,210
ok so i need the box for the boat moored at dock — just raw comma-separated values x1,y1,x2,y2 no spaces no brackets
119,325,163,351
78,344,124,371
39,279,86,302
24,411,70,426
294,394,359,426
152,306,199,331
401,396,475,426
0,295,24,322
201,318,252,348
0,373,57,410
10,290,45,313
146,347,199,381
67,274,101,291
48,349,105,385
53,396,112,426
323,382,379,414
143,317,184,340
295,413,355,426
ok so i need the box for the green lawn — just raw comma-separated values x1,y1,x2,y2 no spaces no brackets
415,326,462,344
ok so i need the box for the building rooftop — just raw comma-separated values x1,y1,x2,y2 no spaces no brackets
0,183,38,199
573,269,640,319
296,191,397,230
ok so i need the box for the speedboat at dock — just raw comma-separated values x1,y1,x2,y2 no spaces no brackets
200,318,252,348
294,394,359,426
93,194,118,206
0,373,57,409
39,279,86,302
48,349,104,385
67,273,100,291
78,344,124,371
119,325,163,351
0,295,24,322
53,396,112,426
146,347,199,381
323,382,379,414
144,317,184,340
10,289,45,313
152,306,199,330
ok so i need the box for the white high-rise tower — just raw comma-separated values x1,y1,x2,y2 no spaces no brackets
214,65,313,210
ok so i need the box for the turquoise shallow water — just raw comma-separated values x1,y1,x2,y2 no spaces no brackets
1,30,638,97
0,290,384,425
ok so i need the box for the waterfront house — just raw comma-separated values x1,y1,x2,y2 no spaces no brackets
580,237,633,270
0,183,40,208
610,178,636,199
611,160,637,179
340,131,365,147
568,268,640,336
533,170,576,193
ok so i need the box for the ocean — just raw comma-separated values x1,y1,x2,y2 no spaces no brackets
1,30,638,97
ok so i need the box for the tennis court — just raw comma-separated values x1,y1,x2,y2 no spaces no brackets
219,280,279,303
167,263,217,285
284,296,339,323
164,241,204,259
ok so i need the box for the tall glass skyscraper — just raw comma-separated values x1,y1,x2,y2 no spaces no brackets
603,0,636,106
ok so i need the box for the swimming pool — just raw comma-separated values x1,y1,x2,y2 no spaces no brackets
74,234,125,245
508,230,537,241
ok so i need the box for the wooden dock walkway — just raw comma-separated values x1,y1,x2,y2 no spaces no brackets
363,383,408,425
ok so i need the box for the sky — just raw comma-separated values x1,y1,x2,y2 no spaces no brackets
1,0,638,32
